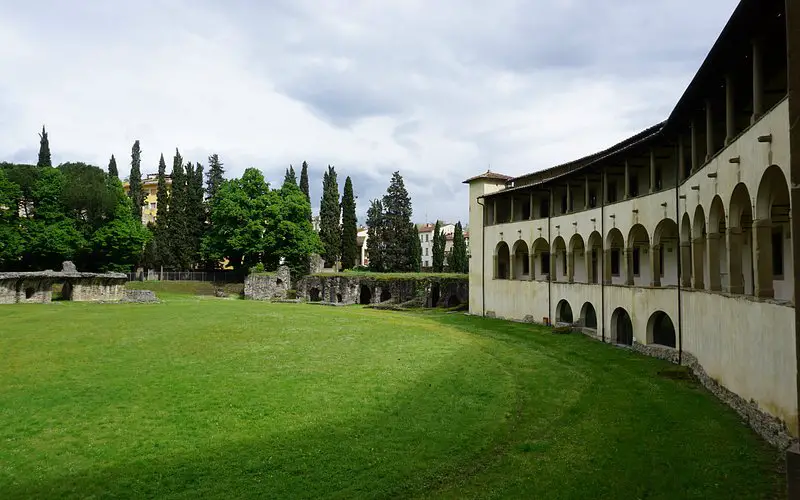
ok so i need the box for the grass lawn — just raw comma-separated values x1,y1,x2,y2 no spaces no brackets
0,293,785,499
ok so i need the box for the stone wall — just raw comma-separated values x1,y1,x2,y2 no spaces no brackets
296,274,468,307
244,266,291,301
0,262,127,304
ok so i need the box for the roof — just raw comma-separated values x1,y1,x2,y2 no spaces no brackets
462,170,513,184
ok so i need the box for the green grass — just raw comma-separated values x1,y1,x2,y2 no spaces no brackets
125,280,244,297
0,296,785,499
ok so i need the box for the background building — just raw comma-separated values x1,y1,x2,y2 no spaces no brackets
123,173,171,225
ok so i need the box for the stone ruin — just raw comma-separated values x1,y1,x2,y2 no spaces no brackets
244,265,292,301
0,261,128,304
297,274,468,308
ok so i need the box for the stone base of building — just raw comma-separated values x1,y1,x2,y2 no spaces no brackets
0,262,127,304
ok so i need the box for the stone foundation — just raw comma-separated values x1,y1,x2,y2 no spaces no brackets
244,266,291,301
121,290,159,303
296,274,468,307
0,262,127,304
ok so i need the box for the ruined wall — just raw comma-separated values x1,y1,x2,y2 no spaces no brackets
244,266,291,301
0,262,127,304
297,274,468,307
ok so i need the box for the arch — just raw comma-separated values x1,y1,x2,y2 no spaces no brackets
691,205,706,290
680,214,691,243
605,228,625,284
728,183,753,230
380,289,392,302
626,224,651,286
531,237,550,281
611,307,633,346
755,165,792,300
512,239,530,280
647,311,676,348
680,213,692,287
728,183,754,295
447,295,461,308
24,287,35,300
309,287,321,302
692,205,706,239
555,299,573,324
586,231,603,284
653,219,679,287
336,293,343,303
707,196,728,292
359,285,372,305
430,282,440,307
606,227,624,249
708,196,726,234
568,233,586,283
552,236,567,282
494,241,511,279
580,302,597,329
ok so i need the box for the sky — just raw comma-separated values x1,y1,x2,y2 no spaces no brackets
0,0,740,225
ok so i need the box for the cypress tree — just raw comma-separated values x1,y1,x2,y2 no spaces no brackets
107,155,119,179
340,176,358,270
450,221,468,274
366,199,385,272
284,165,297,186
432,220,446,272
318,165,341,267
299,161,310,203
188,162,205,265
381,171,414,272
37,126,51,168
206,154,225,201
154,154,171,267
128,140,144,222
408,222,422,272
168,149,189,269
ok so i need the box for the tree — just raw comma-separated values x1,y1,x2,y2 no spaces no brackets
366,199,385,272
206,154,225,202
299,161,310,202
37,126,51,168
408,221,421,272
284,165,297,186
128,140,144,222
450,221,468,274
90,181,151,272
270,172,322,277
153,154,171,268
318,165,341,267
340,176,358,270
187,162,205,265
381,171,415,272
432,221,446,272
0,169,23,269
168,150,190,269
107,155,119,179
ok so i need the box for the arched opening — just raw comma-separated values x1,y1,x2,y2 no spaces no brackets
62,281,74,301
680,213,692,287
580,302,597,329
552,237,567,282
611,308,633,346
512,240,530,280
647,311,676,348
728,184,754,295
568,234,586,283
708,196,727,292
586,232,602,284
309,287,321,302
359,285,372,305
430,283,440,307
626,224,651,287
692,206,706,290
494,242,511,280
380,289,392,302
605,228,625,285
532,238,550,281
447,295,461,307
276,278,283,286
555,299,573,324
653,219,679,287
336,293,343,303
755,165,792,300
25,287,35,299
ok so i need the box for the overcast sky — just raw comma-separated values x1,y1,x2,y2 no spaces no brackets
0,0,739,224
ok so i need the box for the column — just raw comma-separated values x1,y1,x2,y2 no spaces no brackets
603,249,613,285
650,245,661,287
625,248,635,286
549,252,557,281
603,169,609,203
707,232,721,291
584,176,590,210
649,149,656,193
567,251,575,283
624,161,631,199
692,236,705,289
725,74,735,145
753,219,774,298
529,253,536,281
493,254,499,279
529,192,534,220
492,199,497,225
727,227,744,294
566,184,572,213
585,249,594,284
678,135,686,181
752,38,764,123
510,197,515,222
705,99,714,162
691,119,699,173
680,241,692,287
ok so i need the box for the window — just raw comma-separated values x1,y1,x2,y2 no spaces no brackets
560,195,568,214
630,174,639,197
522,256,530,275
611,249,620,276
150,202,157,210
540,199,550,218
608,181,617,203
589,189,597,208
632,247,640,276
425,248,429,256
426,234,429,242
521,201,531,220
541,253,550,275
772,226,784,277
654,167,663,190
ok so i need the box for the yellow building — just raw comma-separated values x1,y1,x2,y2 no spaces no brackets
123,173,172,225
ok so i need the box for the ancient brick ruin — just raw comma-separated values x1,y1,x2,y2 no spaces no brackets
244,266,292,301
297,274,468,307
0,262,127,304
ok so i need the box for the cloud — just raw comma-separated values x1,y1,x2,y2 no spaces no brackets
0,0,739,224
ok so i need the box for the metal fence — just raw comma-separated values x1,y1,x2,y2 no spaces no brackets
126,270,242,283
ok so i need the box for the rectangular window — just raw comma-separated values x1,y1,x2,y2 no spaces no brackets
630,174,639,197
541,253,550,276
611,249,620,276
608,181,617,203
425,248,429,256
772,226,784,277
522,255,530,275
540,199,550,218
633,247,641,276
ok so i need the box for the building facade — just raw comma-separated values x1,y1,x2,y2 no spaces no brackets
123,173,171,225
466,0,800,444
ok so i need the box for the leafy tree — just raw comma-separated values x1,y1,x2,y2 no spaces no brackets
168,150,190,269
108,155,119,179
57,162,118,235
284,165,297,186
37,126,51,168
450,221,468,274
431,221,446,272
381,171,415,272
270,173,322,277
90,181,151,272
318,165,341,267
206,154,225,202
153,154,171,268
0,169,23,269
366,199,385,272
0,163,39,217
340,176,358,270
128,140,144,222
